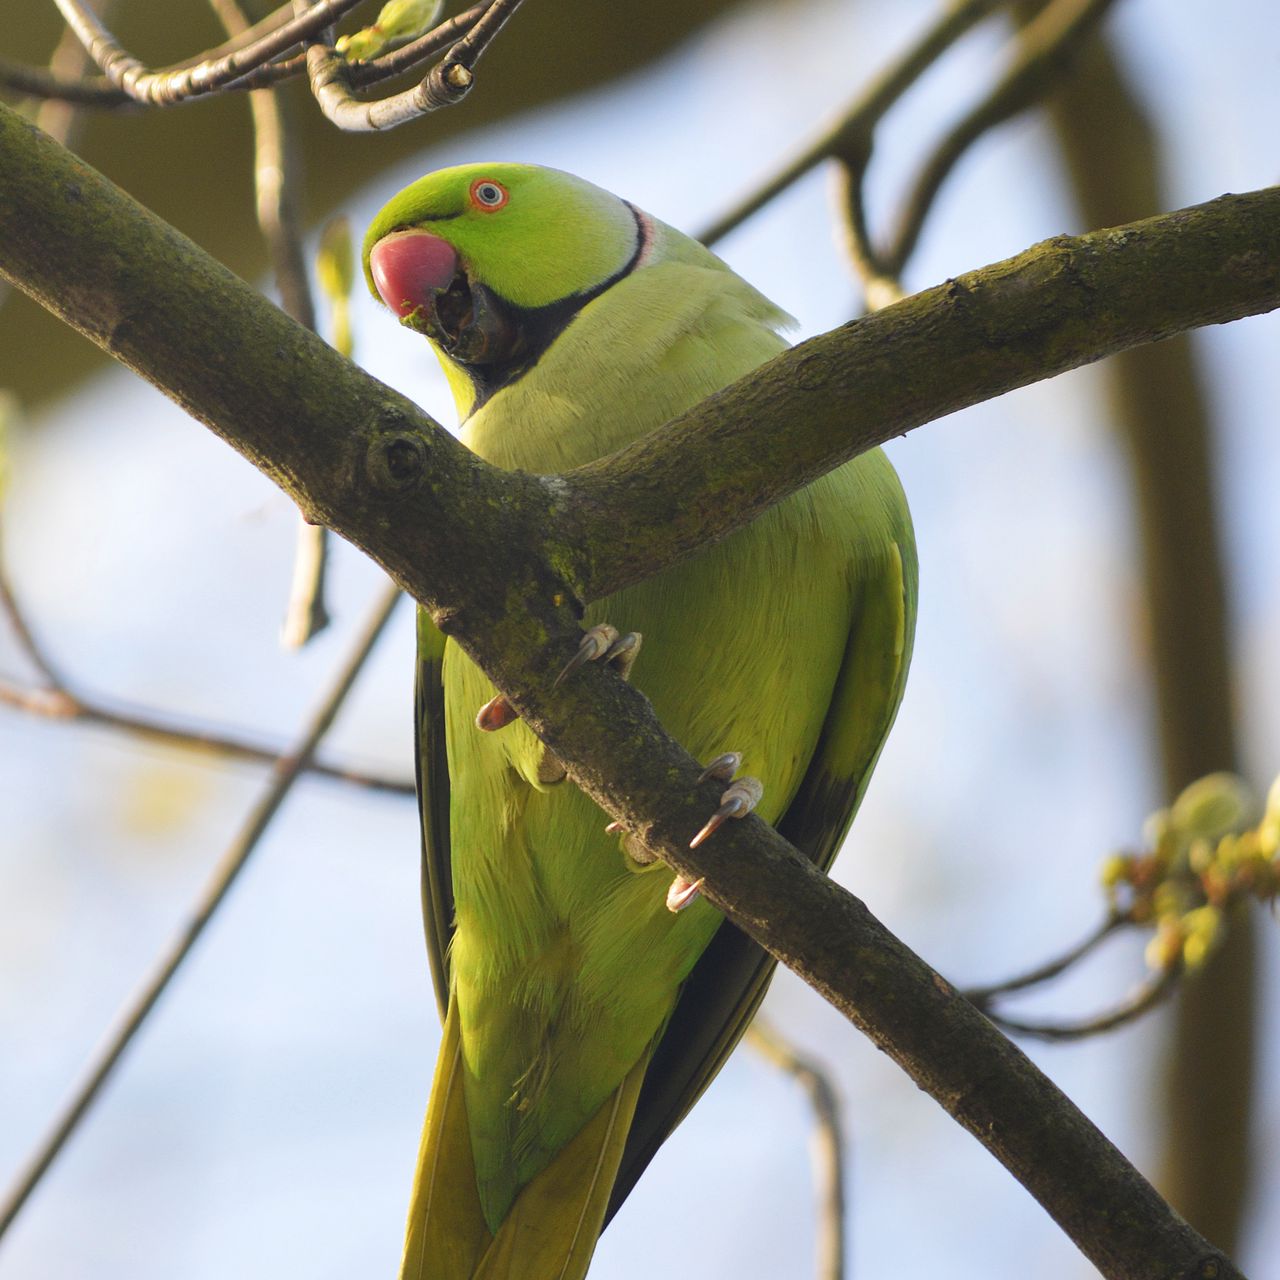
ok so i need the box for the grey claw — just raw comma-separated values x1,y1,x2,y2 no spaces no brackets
555,624,642,687
690,776,764,848
697,752,742,786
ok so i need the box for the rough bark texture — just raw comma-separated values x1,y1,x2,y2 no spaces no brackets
1,101,1275,1278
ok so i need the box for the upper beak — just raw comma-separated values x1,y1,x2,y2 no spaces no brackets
368,230,459,320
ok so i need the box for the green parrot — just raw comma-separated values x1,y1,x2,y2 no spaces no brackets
362,163,916,1279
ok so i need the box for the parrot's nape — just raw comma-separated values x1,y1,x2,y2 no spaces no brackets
362,163,917,1280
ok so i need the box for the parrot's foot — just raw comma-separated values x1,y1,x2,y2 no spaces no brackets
555,623,642,686
666,753,764,913
474,625,641,735
475,693,518,731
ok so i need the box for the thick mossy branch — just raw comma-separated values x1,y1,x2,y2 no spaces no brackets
0,101,1265,1280
566,191,1280,600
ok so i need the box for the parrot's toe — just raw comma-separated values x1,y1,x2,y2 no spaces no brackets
555,623,642,686
475,692,519,731
666,756,764,912
690,774,764,849
475,624,640,732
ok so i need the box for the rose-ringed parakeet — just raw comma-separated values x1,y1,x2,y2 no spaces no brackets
362,163,916,1279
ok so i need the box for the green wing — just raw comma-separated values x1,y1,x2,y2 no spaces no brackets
415,539,917,1223
415,606,453,1022
606,534,918,1219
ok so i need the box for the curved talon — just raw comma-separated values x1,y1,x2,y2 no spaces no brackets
666,875,705,913
475,693,518,732
690,776,764,848
555,623,642,687
697,752,742,786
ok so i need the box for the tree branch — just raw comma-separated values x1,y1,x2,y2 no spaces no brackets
299,0,526,132
0,101,1268,1279
698,0,998,250
49,0,368,105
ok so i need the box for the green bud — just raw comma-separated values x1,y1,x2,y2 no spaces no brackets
1180,905,1222,971
1169,772,1256,841
1145,921,1183,972
1100,853,1130,889
336,0,444,61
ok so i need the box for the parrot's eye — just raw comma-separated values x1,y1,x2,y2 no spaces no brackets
470,179,509,211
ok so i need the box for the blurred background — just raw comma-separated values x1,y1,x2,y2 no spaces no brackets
1,0,1278,1276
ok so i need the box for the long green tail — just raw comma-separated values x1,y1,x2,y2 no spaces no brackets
400,996,651,1280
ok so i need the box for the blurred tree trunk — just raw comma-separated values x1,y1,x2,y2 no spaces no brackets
1025,16,1254,1255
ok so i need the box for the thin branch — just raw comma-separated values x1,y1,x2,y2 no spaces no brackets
982,966,1180,1043
31,0,113,144
280,520,332,646
748,1021,846,1280
50,0,369,105
0,581,401,1244
0,2,491,104
699,0,998,249
0,57,129,107
884,0,1120,273
210,0,332,648
0,0,301,106
301,0,526,132
0,106,1268,1279
0,533,67,689
964,914,1125,1005
0,670,414,793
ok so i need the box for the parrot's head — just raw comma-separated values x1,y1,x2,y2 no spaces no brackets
362,163,648,406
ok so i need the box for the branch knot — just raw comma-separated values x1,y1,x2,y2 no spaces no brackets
367,430,428,492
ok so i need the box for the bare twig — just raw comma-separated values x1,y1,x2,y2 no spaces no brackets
964,914,1126,1006
280,521,332,646
210,0,332,647
982,966,1180,1043
32,0,113,144
0,670,413,793
699,0,998,249
0,581,402,1244
0,58,129,107
748,1021,846,1280
0,2,490,103
884,0,1119,274
0,533,68,690
301,0,527,132
50,0,368,106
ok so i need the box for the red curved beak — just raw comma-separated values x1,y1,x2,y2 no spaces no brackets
368,230,459,319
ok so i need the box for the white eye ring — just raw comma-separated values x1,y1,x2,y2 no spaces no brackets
471,179,508,209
